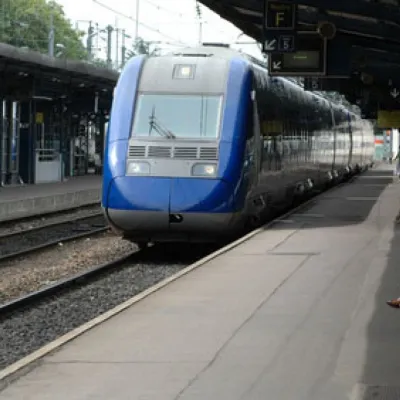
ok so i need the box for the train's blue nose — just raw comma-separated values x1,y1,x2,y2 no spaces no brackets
106,176,236,214
104,176,237,234
107,176,171,212
169,178,236,213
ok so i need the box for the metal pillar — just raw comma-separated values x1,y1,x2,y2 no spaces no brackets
48,12,55,57
98,114,105,174
1,100,9,185
106,25,113,69
121,29,126,68
9,101,22,184
0,100,5,186
135,0,140,40
87,21,94,61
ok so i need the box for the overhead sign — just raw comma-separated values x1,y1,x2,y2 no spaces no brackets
263,0,297,53
269,33,327,76
264,34,295,52
265,1,296,30
377,110,400,128
304,77,350,92
390,88,400,99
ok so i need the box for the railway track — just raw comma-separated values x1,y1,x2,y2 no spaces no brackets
0,202,101,234
0,251,135,316
0,212,108,262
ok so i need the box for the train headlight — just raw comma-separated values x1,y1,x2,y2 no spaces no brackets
126,161,150,175
191,163,217,177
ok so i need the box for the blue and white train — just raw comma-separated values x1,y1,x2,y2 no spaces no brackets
102,44,375,247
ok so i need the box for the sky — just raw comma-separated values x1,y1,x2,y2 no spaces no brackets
55,0,263,65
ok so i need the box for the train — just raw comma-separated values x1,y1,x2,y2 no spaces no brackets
102,44,375,248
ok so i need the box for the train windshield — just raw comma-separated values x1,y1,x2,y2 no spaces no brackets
132,94,222,139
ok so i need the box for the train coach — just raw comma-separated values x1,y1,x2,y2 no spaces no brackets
102,44,375,248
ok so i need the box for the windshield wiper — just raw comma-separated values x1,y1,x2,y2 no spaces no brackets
148,107,176,139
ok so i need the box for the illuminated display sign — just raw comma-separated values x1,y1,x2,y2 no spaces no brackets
265,1,296,30
269,33,326,76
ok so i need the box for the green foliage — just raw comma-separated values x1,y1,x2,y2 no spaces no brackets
0,0,87,60
91,57,108,68
126,37,160,59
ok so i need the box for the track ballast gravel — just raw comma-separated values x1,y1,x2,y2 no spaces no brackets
0,232,136,304
0,245,214,370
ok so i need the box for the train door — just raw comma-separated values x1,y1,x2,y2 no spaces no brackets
242,89,257,194
360,120,365,167
329,104,337,173
346,111,353,168
250,88,262,187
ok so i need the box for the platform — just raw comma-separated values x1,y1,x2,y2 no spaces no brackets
0,175,101,222
1,165,400,400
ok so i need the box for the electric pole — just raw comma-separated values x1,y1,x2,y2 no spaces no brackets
48,11,55,57
106,25,113,69
195,2,202,45
87,21,94,61
121,29,126,69
135,0,140,41
115,19,119,69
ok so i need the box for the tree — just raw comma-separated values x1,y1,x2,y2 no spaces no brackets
126,37,160,59
91,57,108,69
0,0,87,60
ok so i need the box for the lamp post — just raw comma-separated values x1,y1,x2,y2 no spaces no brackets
121,29,132,69
135,0,140,41
48,12,55,57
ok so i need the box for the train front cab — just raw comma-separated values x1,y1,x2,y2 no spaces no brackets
102,55,253,244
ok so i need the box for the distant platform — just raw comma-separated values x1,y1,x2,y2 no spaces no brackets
0,175,101,222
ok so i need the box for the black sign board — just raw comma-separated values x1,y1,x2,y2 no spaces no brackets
265,1,296,30
263,32,296,53
303,77,350,92
269,33,326,76
263,0,297,53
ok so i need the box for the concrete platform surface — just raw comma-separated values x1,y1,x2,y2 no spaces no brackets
0,175,101,222
1,165,400,400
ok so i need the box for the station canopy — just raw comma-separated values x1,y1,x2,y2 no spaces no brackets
198,0,400,125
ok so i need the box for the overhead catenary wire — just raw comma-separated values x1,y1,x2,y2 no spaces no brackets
139,0,185,19
92,0,189,46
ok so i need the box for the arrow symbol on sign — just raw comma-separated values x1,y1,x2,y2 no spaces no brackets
391,88,399,98
272,61,282,70
264,39,276,51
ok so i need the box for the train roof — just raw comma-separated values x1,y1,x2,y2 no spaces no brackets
165,44,361,119
170,43,268,70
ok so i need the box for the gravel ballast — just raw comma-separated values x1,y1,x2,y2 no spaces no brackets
0,243,210,370
0,232,136,304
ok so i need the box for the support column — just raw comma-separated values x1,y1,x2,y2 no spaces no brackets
9,100,22,184
1,100,10,185
0,99,4,186
19,101,33,184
